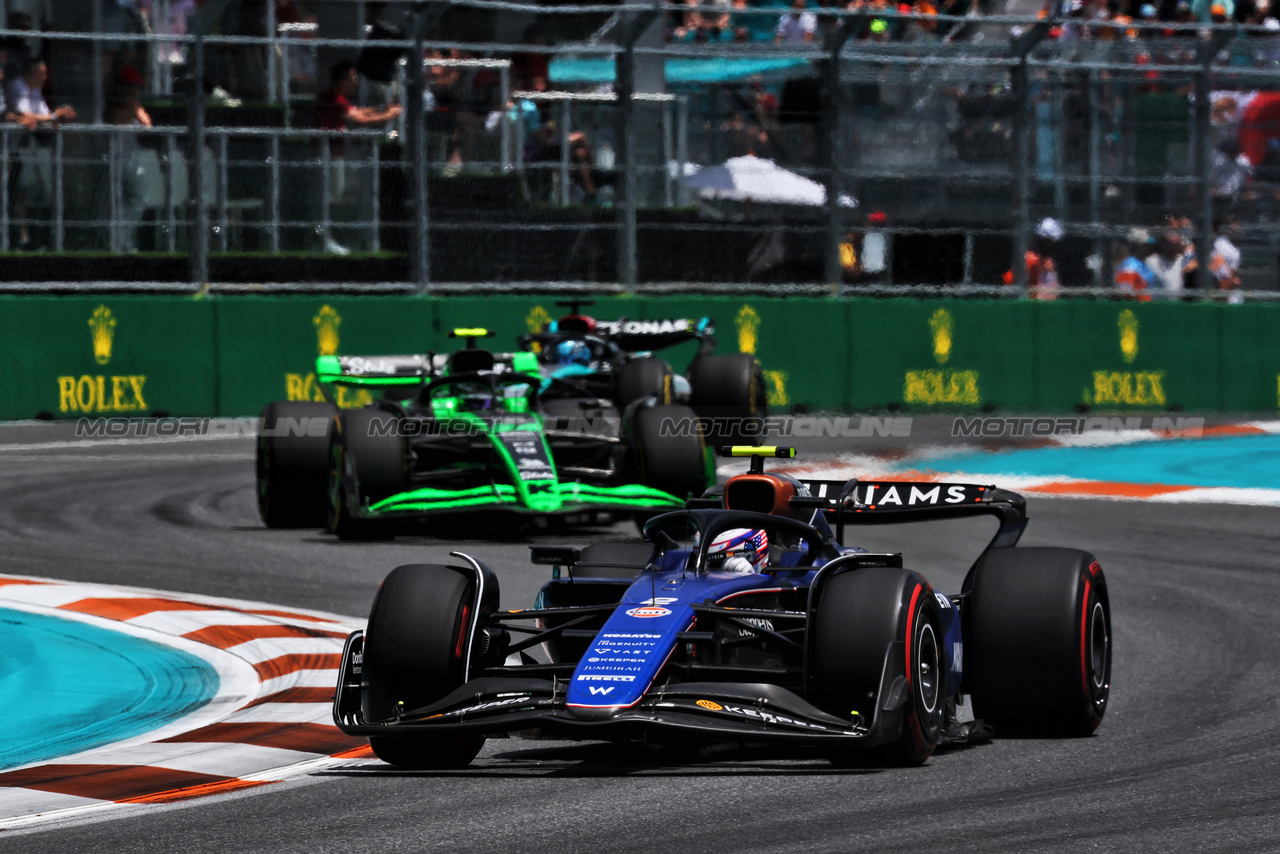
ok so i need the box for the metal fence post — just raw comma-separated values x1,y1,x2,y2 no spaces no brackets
823,19,856,288
407,21,429,289
189,31,209,286
1010,23,1049,293
1195,30,1233,292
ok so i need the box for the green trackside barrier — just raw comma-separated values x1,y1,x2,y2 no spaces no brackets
2,295,1277,419
0,296,217,420
838,299,1038,411
1220,304,1280,411
621,296,852,411
1034,301,1224,411
214,296,437,414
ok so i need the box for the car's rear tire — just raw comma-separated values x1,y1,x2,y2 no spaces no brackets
688,353,766,443
809,566,946,765
327,408,405,541
363,564,485,769
615,357,673,409
964,547,1111,737
256,401,336,528
629,404,709,502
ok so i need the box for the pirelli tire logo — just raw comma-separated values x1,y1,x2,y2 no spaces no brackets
57,305,149,414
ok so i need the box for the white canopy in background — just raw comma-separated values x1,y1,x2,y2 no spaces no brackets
681,155,858,208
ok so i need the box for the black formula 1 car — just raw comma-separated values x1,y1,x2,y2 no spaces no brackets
333,447,1112,768
521,300,767,438
256,329,710,539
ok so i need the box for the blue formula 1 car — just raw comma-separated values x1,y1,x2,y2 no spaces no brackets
333,447,1112,768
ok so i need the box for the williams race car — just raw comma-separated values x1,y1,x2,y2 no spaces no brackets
333,447,1112,767
256,329,710,539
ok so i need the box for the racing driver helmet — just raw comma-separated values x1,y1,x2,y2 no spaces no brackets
706,528,769,574
555,339,591,367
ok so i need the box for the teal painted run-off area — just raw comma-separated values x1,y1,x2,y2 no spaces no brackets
0,608,219,770
907,434,1280,490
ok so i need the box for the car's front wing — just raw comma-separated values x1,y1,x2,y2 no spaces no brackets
333,632,909,747
362,482,685,518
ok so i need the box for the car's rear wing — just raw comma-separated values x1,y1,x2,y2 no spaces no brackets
793,478,1027,552
315,354,434,388
593,317,715,353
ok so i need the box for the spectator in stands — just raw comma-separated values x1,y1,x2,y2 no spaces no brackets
1113,229,1157,300
673,0,731,41
107,66,153,253
7,58,75,250
315,61,401,254
776,0,818,43
1145,227,1198,296
279,14,319,96
1209,215,1243,300
529,120,597,204
1004,217,1062,298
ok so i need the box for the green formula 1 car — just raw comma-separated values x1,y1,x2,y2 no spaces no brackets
256,330,711,539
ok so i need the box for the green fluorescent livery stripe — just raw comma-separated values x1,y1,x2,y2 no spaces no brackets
369,482,684,514
318,375,424,387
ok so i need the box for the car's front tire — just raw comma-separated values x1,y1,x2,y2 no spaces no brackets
363,563,486,769
809,566,946,765
327,408,405,540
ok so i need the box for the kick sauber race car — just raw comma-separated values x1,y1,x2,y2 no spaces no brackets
256,329,710,539
333,447,1112,767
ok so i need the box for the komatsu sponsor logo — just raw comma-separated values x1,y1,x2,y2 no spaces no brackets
601,633,661,639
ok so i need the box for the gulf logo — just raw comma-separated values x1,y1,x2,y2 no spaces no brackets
625,606,672,618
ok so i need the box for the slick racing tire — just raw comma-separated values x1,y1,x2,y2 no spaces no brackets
327,408,405,541
363,563,486,769
809,566,946,766
256,401,337,528
964,547,1111,737
614,356,674,409
630,403,709,502
687,353,766,443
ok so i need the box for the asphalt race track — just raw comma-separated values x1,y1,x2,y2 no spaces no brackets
3,425,1279,853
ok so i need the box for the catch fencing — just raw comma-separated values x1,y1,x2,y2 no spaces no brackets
3,3,1280,295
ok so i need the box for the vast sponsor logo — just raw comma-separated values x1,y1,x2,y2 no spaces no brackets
625,606,672,619
903,308,981,406
952,415,1204,438
659,416,912,439
57,305,150,414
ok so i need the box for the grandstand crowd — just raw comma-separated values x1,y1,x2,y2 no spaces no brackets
0,0,1279,290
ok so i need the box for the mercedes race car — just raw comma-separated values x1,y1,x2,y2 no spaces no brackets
256,329,711,539
333,447,1112,767
522,300,767,441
